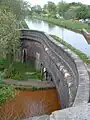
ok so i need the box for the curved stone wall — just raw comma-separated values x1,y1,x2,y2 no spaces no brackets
20,29,89,109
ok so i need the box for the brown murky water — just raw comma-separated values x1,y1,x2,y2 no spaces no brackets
0,88,60,119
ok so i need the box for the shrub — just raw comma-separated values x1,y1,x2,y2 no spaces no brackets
0,59,10,71
0,85,15,104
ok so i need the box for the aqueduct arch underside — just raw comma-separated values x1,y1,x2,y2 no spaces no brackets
21,39,44,69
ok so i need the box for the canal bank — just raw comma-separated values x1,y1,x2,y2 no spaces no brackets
35,17,90,33
25,18,90,57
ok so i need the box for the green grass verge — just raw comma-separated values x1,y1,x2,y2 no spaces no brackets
5,62,41,81
0,59,41,81
51,35,90,64
35,16,90,33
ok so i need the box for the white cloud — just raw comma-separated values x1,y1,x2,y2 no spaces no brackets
26,0,90,6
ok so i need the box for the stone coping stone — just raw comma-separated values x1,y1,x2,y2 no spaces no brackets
24,115,49,120
4,79,55,89
50,103,90,120
45,32,90,107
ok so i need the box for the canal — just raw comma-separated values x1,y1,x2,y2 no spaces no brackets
25,18,90,57
0,89,60,119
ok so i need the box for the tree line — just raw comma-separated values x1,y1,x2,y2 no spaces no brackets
30,2,90,20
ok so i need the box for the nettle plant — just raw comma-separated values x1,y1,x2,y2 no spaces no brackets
0,85,15,104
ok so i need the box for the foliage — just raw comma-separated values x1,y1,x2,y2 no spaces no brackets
76,5,89,19
64,6,78,19
0,59,10,71
57,2,69,17
0,85,15,104
0,9,20,62
46,1,56,17
51,35,90,64
31,5,42,14
0,59,41,80
4,62,41,80
0,0,30,20
0,0,29,107
31,2,90,20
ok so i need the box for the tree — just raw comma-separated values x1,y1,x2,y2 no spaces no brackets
47,2,56,13
31,5,42,14
76,5,89,19
0,9,20,62
43,4,48,14
42,2,56,18
57,2,69,17
64,9,77,19
0,0,30,20
47,2,56,17
69,2,82,6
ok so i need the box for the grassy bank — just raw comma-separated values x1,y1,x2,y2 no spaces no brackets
5,62,41,80
0,59,41,81
51,35,90,64
35,16,90,33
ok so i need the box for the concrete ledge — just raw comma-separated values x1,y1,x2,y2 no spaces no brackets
24,115,49,120
4,79,55,89
48,35,90,107
50,103,90,120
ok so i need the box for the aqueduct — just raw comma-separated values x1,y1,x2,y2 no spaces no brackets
20,29,90,119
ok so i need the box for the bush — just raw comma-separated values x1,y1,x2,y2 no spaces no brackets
0,59,10,71
0,85,15,104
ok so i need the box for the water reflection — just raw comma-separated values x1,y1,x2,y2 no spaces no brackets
32,19,42,24
25,18,90,57
48,23,55,29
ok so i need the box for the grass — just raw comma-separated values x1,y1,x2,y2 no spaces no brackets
5,62,41,81
0,59,41,81
51,35,90,64
35,16,90,33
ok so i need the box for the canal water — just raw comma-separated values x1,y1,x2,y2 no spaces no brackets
0,89,60,119
25,18,90,57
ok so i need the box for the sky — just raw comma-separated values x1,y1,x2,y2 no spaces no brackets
26,0,90,6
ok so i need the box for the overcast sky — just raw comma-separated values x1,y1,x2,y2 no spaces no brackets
26,0,90,6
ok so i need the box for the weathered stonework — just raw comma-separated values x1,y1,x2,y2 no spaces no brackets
50,103,90,120
20,29,90,113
